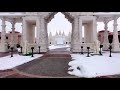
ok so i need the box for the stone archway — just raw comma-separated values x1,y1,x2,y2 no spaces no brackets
22,12,98,54
45,12,74,50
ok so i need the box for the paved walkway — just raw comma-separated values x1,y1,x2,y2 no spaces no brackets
14,47,77,78
0,47,120,78
0,47,77,78
0,51,18,57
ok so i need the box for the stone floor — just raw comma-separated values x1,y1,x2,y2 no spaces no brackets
0,47,120,78
0,51,18,57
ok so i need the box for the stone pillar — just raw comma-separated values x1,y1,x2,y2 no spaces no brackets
22,17,28,55
79,17,83,43
44,20,49,48
0,17,7,52
22,17,27,43
36,16,48,53
71,16,80,52
112,16,120,52
20,24,23,46
1,17,6,43
92,16,98,42
10,19,16,47
103,18,109,50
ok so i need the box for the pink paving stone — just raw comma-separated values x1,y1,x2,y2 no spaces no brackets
0,51,18,57
1,48,120,78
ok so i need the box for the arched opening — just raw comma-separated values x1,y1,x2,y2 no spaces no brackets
21,12,97,54
46,12,73,51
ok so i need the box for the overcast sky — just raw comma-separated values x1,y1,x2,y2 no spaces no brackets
0,12,120,36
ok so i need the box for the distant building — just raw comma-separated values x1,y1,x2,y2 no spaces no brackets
0,31,22,45
98,30,120,44
48,31,71,45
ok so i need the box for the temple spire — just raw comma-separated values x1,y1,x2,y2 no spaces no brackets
59,30,61,35
62,31,65,36
56,30,58,35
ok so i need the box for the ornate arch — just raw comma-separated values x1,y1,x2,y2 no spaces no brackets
43,12,74,23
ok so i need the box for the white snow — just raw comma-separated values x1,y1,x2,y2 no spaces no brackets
0,54,43,70
68,52,120,78
49,45,70,50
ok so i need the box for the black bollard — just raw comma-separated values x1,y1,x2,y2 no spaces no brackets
99,45,103,55
11,47,14,57
20,46,22,53
109,44,112,57
38,46,41,54
31,47,34,57
87,47,90,57
81,46,83,54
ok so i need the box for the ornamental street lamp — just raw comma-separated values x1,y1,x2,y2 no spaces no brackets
81,46,83,54
11,47,14,57
109,43,112,57
31,47,34,57
87,47,90,57
38,46,41,54
99,45,103,55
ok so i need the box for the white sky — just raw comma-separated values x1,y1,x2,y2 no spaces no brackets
0,12,120,36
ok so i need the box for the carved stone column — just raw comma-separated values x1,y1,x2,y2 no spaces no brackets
10,19,16,47
20,24,23,46
112,16,120,52
22,17,28,55
71,16,81,52
0,17,7,52
1,17,6,44
36,16,48,53
79,17,83,43
103,18,109,50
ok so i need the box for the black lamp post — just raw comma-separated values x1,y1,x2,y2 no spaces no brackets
8,44,10,50
20,46,22,53
87,47,90,57
31,47,34,57
99,45,103,55
81,46,83,54
38,46,41,54
109,43,112,57
11,47,14,57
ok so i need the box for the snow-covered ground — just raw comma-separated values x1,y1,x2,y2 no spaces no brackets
68,52,120,78
0,54,43,70
49,45,70,50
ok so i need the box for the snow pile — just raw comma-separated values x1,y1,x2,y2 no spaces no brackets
68,52,120,78
0,54,43,70
49,45,70,50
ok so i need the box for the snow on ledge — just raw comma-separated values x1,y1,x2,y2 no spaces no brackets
49,45,70,50
0,54,43,70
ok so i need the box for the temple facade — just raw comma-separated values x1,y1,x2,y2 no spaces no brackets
48,31,71,45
